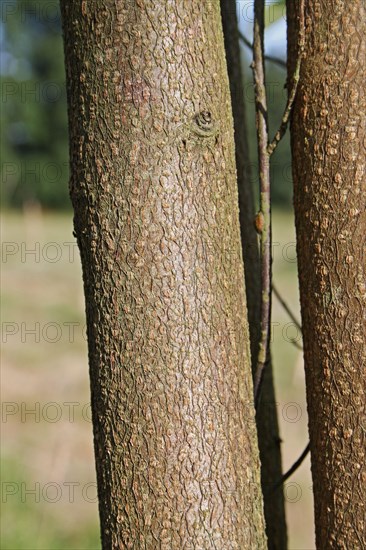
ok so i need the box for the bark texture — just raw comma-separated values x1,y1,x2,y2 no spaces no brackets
60,0,266,548
220,1,287,548
287,1,366,547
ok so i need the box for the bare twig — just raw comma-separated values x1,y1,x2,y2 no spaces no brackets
267,0,305,156
271,442,310,492
238,31,287,69
252,0,271,408
289,339,303,351
273,283,301,331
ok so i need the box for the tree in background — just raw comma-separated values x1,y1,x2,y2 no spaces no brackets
60,0,266,547
0,0,69,208
287,0,366,546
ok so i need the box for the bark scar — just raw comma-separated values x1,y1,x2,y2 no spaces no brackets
190,111,219,138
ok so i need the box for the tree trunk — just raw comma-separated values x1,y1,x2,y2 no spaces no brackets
287,1,366,547
220,1,287,548
60,1,266,547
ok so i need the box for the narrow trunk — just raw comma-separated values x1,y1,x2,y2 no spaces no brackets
287,1,366,547
220,1,287,548
60,0,266,547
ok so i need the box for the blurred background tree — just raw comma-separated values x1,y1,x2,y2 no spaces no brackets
1,0,69,209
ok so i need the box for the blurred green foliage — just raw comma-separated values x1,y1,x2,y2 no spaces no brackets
1,0,292,210
1,0,70,209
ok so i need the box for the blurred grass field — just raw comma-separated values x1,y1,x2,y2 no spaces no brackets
1,209,315,549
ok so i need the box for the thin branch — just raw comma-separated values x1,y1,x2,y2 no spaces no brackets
271,442,310,492
289,338,303,351
273,283,301,331
239,31,287,69
252,0,271,409
267,0,305,156
266,55,301,155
